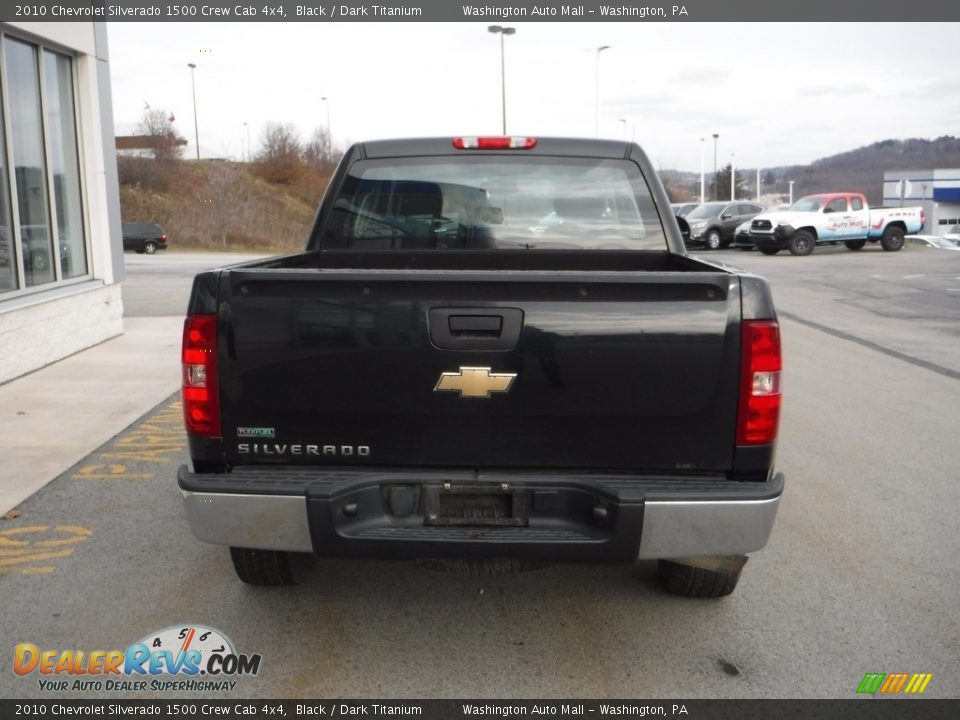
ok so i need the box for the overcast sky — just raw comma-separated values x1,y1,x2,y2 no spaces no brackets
107,22,959,172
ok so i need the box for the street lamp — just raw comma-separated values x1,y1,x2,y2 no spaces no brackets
594,45,611,137
788,180,795,205
321,96,332,157
187,63,199,160
699,137,705,204
711,133,719,200
730,152,736,201
488,26,516,134
242,121,250,162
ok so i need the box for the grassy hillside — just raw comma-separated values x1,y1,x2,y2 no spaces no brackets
118,157,329,253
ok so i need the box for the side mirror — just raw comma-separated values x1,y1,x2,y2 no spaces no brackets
676,215,690,242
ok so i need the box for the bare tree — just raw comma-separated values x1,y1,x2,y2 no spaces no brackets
137,107,185,161
302,126,338,171
254,122,304,184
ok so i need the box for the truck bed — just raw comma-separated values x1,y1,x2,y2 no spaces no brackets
188,249,755,475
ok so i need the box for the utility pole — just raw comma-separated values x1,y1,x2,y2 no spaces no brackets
187,63,199,160
712,133,719,200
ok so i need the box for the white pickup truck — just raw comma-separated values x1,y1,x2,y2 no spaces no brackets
748,192,925,256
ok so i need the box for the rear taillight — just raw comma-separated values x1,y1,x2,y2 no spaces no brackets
453,136,537,150
920,210,926,230
162,234,168,242
182,314,220,437
736,320,782,445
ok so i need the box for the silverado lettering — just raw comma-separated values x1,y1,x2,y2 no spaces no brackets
236,443,371,457
177,136,785,598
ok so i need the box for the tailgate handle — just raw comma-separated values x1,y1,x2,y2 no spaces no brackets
429,308,523,351
449,315,502,336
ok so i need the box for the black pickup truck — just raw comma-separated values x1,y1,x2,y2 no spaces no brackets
178,137,784,597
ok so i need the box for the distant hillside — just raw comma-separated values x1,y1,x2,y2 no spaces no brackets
118,157,329,253
662,136,960,206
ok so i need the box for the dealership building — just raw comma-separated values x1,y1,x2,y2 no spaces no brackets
882,169,960,235
0,21,123,385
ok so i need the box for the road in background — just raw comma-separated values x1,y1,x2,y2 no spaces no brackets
121,252,269,317
2,246,958,699
712,243,960,377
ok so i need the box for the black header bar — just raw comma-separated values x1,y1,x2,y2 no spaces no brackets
2,700,959,720
1,0,959,22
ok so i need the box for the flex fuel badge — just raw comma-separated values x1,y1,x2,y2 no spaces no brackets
14,624,262,693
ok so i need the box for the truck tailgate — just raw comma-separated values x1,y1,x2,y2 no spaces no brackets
217,267,742,472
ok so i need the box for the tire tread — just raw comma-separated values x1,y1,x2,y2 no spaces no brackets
230,547,295,586
658,559,740,598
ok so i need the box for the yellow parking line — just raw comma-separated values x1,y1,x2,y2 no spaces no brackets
0,548,74,567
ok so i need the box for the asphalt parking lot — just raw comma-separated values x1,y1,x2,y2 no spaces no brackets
2,245,959,699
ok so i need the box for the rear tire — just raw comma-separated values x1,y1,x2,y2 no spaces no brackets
880,226,905,252
230,547,296,586
844,240,866,251
787,230,815,256
144,241,158,255
658,559,741,598
758,246,780,256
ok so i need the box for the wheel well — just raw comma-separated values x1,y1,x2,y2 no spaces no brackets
796,226,818,240
886,221,907,233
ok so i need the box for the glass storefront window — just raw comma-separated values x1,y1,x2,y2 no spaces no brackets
44,50,86,279
4,37,55,287
0,33,88,297
0,77,16,293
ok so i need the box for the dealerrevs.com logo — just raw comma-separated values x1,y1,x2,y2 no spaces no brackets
14,624,261,693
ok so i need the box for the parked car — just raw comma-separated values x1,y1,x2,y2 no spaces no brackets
734,219,753,248
945,225,960,244
734,205,790,250
122,222,168,254
685,201,766,250
670,202,698,217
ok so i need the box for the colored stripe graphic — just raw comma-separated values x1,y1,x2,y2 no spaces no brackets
880,673,909,694
857,673,885,694
857,672,932,695
904,674,933,694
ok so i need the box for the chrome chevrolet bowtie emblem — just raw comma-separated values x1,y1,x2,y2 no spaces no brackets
434,367,517,399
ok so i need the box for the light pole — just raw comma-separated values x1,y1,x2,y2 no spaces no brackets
321,96,332,157
711,133,719,200
488,26,515,134
594,45,610,137
699,137,705,204
187,63,199,160
756,168,761,202
730,153,736,201
788,180,795,205
242,121,250,162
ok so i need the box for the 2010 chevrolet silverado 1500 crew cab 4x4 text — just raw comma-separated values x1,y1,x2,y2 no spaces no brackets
748,192,925,256
177,136,785,598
